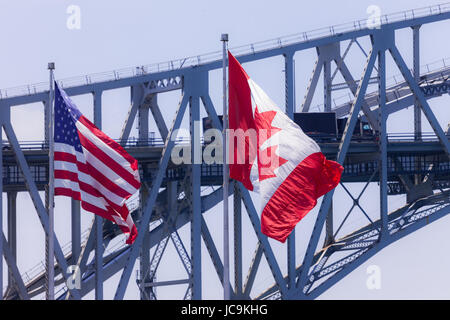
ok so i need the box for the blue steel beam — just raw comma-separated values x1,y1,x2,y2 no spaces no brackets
413,25,422,141
378,48,389,240
114,93,189,300
189,94,202,299
308,195,450,299
137,92,152,298
186,70,209,299
389,45,450,155
166,181,191,278
201,216,234,297
1,121,82,299
169,226,192,276
257,190,450,300
57,185,232,299
1,6,449,109
140,223,170,299
233,182,243,296
93,90,104,300
284,52,295,118
284,55,297,290
148,96,169,141
238,183,288,298
334,57,379,131
301,57,323,112
2,233,29,299
334,171,378,239
120,85,144,144
334,81,450,119
201,9,450,72
296,46,378,296
2,3,450,301
71,199,81,266
0,114,3,299
243,243,263,298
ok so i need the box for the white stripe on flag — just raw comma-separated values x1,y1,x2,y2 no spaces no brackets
55,159,130,207
55,143,86,163
80,146,138,195
75,121,137,175
55,179,109,210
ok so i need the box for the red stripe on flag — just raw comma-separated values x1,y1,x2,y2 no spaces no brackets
77,161,131,198
260,152,343,243
54,151,77,163
124,224,137,244
78,116,139,171
55,187,81,201
55,169,78,182
81,199,136,245
78,180,129,214
56,184,132,235
56,165,132,213
56,152,133,199
81,201,114,221
77,131,140,190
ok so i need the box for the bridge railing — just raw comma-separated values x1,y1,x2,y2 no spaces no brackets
1,3,449,100
2,131,449,152
1,137,187,151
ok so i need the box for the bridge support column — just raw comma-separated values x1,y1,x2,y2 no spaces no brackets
7,192,17,290
138,95,151,145
284,51,298,289
189,94,202,300
134,87,152,298
233,182,242,297
0,125,3,299
284,52,295,118
184,70,208,300
302,43,340,113
120,85,144,145
93,90,103,300
71,199,81,265
297,43,378,296
323,58,332,113
320,44,336,246
139,183,151,299
413,25,422,143
114,88,189,300
378,48,388,240
138,88,151,298
324,204,334,246
413,25,422,188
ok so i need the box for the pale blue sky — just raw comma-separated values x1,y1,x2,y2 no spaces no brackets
1,0,450,299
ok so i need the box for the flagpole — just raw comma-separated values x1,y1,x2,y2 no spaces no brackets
47,62,55,300
221,33,230,301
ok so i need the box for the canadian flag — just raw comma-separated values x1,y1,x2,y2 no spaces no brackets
228,51,343,243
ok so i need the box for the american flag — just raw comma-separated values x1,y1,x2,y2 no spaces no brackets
53,82,140,244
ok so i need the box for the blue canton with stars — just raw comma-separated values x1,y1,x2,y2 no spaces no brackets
54,83,84,153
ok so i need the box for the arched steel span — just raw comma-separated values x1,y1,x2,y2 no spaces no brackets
1,3,450,300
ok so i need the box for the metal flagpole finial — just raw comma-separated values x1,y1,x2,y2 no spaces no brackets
48,62,55,70
221,33,229,42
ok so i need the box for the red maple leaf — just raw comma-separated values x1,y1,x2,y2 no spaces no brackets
254,107,288,181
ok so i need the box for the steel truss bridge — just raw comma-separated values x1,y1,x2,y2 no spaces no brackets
1,3,450,300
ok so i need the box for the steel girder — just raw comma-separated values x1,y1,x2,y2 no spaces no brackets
1,4,450,300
